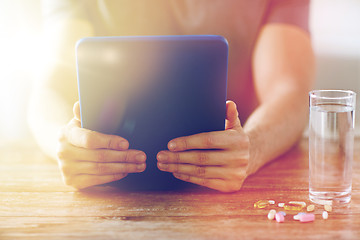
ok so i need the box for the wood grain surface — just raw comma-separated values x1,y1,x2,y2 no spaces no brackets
0,138,359,240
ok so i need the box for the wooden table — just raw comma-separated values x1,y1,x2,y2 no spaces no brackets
1,138,359,240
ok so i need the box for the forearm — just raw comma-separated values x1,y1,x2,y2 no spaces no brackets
28,85,74,159
28,64,78,159
245,23,315,175
28,17,93,159
244,88,308,175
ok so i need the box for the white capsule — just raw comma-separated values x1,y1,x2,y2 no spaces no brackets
267,209,276,220
293,212,306,221
322,211,329,219
278,202,285,207
268,200,275,205
278,211,286,216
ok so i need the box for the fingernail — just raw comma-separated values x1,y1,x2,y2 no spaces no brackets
137,163,145,171
168,142,176,151
135,153,146,162
158,163,167,170
157,152,168,162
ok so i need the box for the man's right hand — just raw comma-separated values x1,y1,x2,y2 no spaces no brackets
56,101,146,189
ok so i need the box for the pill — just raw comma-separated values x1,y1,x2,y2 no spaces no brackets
268,200,275,205
254,200,270,209
293,212,306,221
288,201,306,208
275,213,284,223
324,205,332,212
267,209,276,220
299,213,315,223
284,203,305,211
307,204,315,212
278,211,286,216
322,211,329,219
278,203,285,207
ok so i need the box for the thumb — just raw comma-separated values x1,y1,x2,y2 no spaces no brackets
73,101,81,121
225,100,242,130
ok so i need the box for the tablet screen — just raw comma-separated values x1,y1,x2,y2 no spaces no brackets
76,35,228,190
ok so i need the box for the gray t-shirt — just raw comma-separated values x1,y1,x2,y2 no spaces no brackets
43,0,309,122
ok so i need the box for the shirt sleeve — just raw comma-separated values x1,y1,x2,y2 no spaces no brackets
265,0,310,33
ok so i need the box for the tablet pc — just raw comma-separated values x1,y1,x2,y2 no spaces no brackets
76,35,228,190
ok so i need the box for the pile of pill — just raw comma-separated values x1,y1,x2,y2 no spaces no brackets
254,200,332,223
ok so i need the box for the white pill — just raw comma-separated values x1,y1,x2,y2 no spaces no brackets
293,212,306,220
322,211,329,219
268,200,275,204
278,203,285,207
268,209,276,220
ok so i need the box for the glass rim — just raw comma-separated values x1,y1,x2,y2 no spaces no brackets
309,89,356,100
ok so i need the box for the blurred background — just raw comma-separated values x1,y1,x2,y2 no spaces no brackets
0,0,359,144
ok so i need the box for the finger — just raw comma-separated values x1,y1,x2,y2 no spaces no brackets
69,118,81,128
168,130,243,151
157,150,248,166
68,173,128,189
58,142,146,163
173,174,242,192
65,123,129,150
225,100,242,130
73,101,81,121
68,161,146,175
158,162,219,178
157,162,245,180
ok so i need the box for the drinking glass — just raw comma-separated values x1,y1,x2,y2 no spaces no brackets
309,90,356,205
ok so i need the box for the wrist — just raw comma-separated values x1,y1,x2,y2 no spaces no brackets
244,129,261,176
